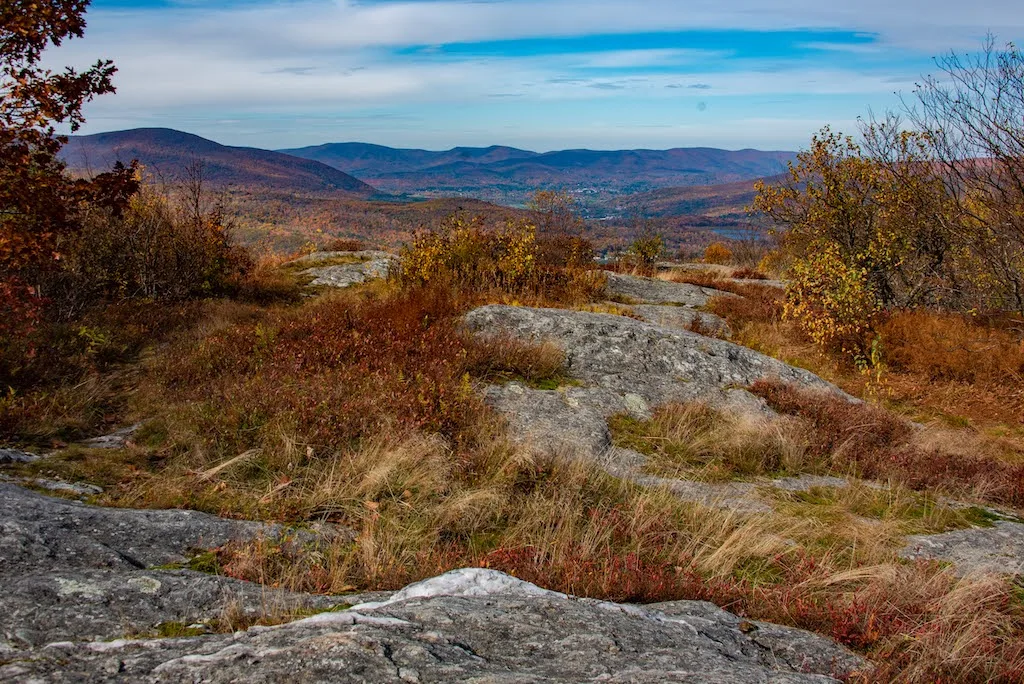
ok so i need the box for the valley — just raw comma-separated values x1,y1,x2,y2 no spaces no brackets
61,127,782,254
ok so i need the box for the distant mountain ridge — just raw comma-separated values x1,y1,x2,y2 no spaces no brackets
280,142,796,203
279,142,541,177
60,128,795,207
61,129,377,196
608,174,790,218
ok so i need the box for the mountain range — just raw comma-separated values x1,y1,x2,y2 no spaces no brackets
59,128,794,209
60,129,376,196
280,142,795,204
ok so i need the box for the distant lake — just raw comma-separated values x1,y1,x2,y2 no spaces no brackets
711,227,766,241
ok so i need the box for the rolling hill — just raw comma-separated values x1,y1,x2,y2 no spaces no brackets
281,142,795,204
604,174,789,218
278,142,540,177
61,129,377,196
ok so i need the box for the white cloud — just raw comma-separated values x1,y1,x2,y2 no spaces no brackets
85,0,1021,53
45,0,1023,148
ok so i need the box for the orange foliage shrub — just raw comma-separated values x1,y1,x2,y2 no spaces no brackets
703,242,734,265
878,310,1024,385
155,285,564,454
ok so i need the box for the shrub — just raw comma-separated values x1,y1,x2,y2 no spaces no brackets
399,212,603,305
703,242,734,265
750,380,1024,507
783,241,881,357
400,214,537,293
625,232,665,274
877,310,1024,385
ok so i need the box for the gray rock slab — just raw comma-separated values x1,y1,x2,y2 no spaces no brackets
465,306,848,511
768,475,851,492
27,477,104,497
1,569,340,652
606,271,737,306
465,306,836,407
0,448,39,464
80,424,142,450
294,250,399,289
0,483,349,652
645,599,865,676
901,520,1024,575
625,472,768,513
2,569,865,683
629,304,732,337
0,482,284,575
465,305,840,460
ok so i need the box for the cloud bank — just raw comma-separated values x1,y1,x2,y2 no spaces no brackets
51,0,1024,149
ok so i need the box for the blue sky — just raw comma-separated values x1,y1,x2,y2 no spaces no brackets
50,0,1024,151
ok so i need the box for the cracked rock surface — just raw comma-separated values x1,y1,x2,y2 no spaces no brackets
605,271,738,306
627,304,732,337
2,569,865,683
0,483,346,654
293,250,398,288
465,305,841,459
902,520,1024,575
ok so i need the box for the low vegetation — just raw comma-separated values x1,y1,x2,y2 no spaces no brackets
608,403,811,481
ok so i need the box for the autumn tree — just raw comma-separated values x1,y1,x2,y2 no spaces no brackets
527,189,593,267
753,125,957,354
900,37,1024,315
1,0,117,336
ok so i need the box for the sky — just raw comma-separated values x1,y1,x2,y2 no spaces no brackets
49,0,1024,151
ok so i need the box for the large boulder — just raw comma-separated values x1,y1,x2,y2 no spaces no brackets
464,305,841,458
1,568,866,683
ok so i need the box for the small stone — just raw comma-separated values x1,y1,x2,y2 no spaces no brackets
0,449,39,464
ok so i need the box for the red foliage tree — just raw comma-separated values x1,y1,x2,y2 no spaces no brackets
0,1,117,338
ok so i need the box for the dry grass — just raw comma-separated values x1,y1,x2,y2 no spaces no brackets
5,243,1024,681
202,429,1024,683
751,380,1024,508
699,279,1024,444
879,310,1024,385
608,403,812,481
730,266,770,280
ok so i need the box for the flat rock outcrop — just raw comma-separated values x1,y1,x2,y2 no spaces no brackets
2,568,865,683
465,305,840,458
628,303,732,337
902,520,1024,576
291,250,398,289
605,271,736,306
0,483,344,654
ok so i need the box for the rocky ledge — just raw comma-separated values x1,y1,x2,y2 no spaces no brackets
0,483,348,655
1,563,865,683
289,250,398,289
605,271,738,307
464,305,842,458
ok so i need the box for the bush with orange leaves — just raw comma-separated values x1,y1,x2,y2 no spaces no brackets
400,212,604,305
877,310,1024,385
702,242,734,265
